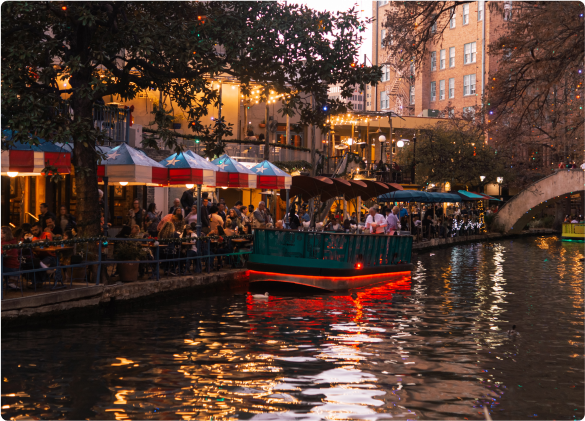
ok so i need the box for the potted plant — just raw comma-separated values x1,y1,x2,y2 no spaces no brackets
258,119,266,128
113,241,149,282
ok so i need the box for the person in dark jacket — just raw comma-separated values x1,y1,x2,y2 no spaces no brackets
288,205,300,229
38,203,57,229
180,188,195,214
57,206,76,234
199,197,210,232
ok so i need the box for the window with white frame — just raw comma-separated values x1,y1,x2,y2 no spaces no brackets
463,4,469,25
431,51,437,71
463,74,476,96
379,1,388,6
431,18,437,33
430,81,436,101
380,91,389,109
449,8,456,28
440,49,446,69
449,47,455,67
464,42,476,64
410,86,415,105
448,108,455,118
439,80,445,100
381,29,386,47
478,1,484,21
449,78,455,98
381,65,390,82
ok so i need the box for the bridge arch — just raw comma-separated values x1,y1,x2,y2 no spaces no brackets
492,169,584,234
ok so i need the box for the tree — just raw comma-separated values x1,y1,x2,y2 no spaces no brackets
394,119,510,189
2,1,381,237
380,1,584,186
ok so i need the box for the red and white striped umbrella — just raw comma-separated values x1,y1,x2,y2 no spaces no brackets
97,143,167,186
159,150,217,187
1,130,71,177
211,154,257,188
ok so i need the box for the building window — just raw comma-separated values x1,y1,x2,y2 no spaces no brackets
449,8,456,28
463,106,475,120
379,0,388,6
430,81,436,101
431,51,437,71
464,42,476,64
449,47,455,67
439,80,445,100
503,0,512,21
410,86,415,105
381,29,386,47
448,109,455,118
440,49,446,69
380,91,389,109
463,74,476,96
463,4,469,25
381,65,390,82
431,19,437,33
449,77,455,98
478,1,484,21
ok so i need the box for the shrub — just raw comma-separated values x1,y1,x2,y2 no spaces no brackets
114,241,149,261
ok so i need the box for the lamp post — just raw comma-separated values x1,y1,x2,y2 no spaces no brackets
497,176,503,197
378,134,386,162
396,134,417,184
479,175,485,193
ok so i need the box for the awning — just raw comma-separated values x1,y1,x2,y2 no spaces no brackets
379,190,433,202
250,160,292,189
212,154,257,188
456,190,487,201
160,150,217,186
1,130,71,176
427,192,462,203
280,175,334,201
471,192,502,201
98,143,167,186
320,178,354,201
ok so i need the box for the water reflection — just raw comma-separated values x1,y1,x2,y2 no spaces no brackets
2,237,583,420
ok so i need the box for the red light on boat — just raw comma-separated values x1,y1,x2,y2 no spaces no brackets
354,262,363,269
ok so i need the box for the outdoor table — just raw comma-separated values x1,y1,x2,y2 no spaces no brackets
32,245,73,290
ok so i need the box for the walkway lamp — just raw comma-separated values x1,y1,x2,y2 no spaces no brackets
497,176,503,197
480,175,485,182
378,135,386,162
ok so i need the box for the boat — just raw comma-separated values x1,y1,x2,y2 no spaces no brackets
247,229,413,291
561,223,585,241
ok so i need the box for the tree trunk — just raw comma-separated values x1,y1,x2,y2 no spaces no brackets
71,99,101,240
263,102,270,160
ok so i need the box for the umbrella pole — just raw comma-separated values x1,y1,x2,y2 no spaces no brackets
103,176,109,238
196,184,202,237
357,196,361,225
409,201,412,235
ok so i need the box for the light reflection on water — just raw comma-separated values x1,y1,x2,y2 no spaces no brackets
2,236,583,420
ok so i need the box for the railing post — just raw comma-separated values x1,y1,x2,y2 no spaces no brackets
96,241,102,285
1,253,4,300
125,108,130,144
155,245,160,281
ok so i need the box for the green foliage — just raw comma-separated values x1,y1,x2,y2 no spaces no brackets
113,241,149,261
272,160,313,173
483,213,496,231
394,120,511,188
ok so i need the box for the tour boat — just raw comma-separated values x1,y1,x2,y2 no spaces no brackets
561,223,585,241
247,229,414,291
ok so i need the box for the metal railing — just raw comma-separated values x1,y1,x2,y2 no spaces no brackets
1,236,252,300
93,104,131,145
181,140,312,163
252,229,412,267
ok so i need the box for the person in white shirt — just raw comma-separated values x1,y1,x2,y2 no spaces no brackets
386,205,401,235
365,206,387,234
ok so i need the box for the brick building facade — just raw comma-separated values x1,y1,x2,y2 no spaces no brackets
371,1,507,118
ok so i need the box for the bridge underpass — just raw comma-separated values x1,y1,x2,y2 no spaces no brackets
492,169,584,234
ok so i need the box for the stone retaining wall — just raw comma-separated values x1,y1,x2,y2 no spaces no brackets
2,269,249,323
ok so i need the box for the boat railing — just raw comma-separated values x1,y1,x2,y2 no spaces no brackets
252,229,412,267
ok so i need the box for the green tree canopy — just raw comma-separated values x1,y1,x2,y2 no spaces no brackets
2,1,381,235
395,119,510,189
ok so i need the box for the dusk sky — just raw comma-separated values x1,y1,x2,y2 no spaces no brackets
293,0,373,63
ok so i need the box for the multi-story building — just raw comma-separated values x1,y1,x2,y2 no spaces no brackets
371,1,507,117
328,84,365,111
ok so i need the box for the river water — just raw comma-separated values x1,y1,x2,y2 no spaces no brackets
2,236,583,420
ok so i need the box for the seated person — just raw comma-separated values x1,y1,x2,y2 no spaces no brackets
30,222,62,284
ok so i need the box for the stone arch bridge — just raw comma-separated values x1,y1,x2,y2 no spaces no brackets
492,169,584,234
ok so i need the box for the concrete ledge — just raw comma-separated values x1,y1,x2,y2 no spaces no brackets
2,269,249,322
413,229,558,251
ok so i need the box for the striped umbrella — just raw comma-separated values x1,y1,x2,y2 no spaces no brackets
160,150,217,187
1,130,71,177
249,160,292,189
97,143,167,186
211,154,257,188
